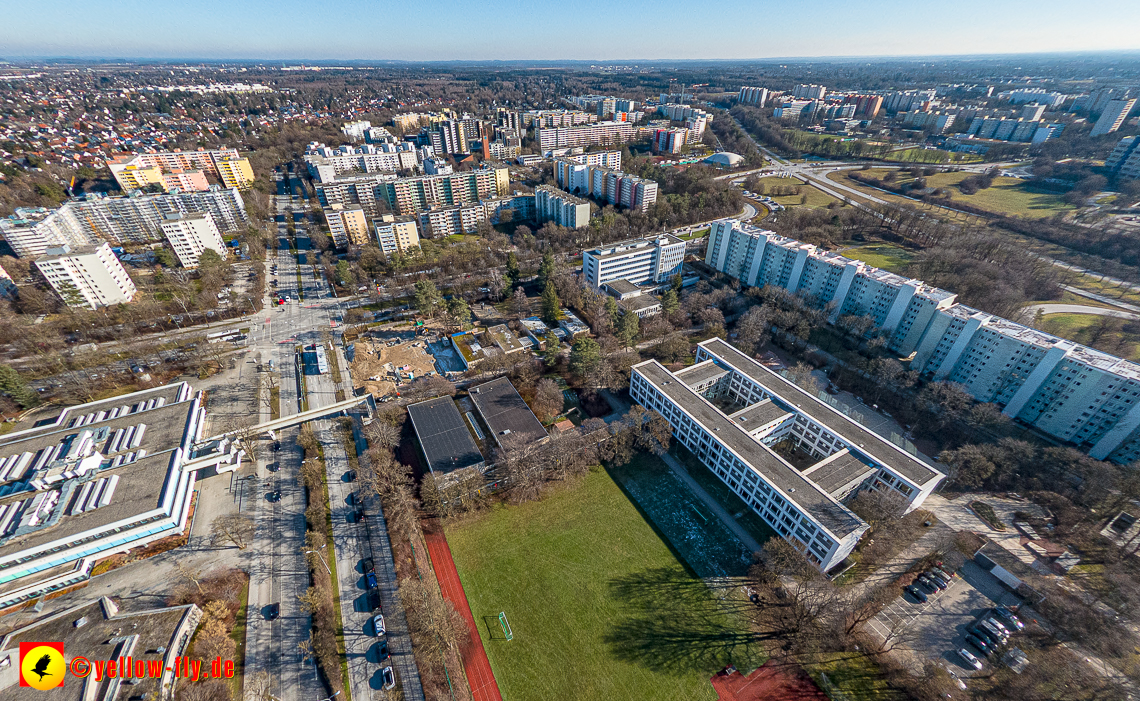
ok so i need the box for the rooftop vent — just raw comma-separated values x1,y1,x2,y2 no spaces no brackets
74,617,88,628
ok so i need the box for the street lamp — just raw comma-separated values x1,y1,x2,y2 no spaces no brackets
304,543,332,576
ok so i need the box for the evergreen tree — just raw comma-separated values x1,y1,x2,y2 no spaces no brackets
413,279,443,317
541,282,563,325
661,289,679,315
618,309,640,347
569,337,602,380
0,366,38,409
505,252,520,288
605,297,620,327
538,251,556,288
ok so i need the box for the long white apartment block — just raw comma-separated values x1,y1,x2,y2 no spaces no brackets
304,141,420,182
582,234,685,288
631,338,944,571
34,242,137,310
535,121,636,151
160,212,227,269
704,220,1140,463
0,189,248,258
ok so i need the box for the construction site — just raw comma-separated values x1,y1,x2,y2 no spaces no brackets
349,332,464,399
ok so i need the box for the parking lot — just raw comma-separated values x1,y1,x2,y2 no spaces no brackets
868,560,1026,678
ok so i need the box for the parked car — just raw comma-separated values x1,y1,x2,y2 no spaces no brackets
965,633,995,657
265,603,280,620
904,585,927,603
382,666,395,690
984,616,1011,637
377,639,390,660
365,571,378,589
372,613,385,636
957,648,983,670
918,575,944,592
362,557,375,573
971,622,1004,647
926,570,951,587
931,566,955,580
993,606,1026,630
367,589,382,611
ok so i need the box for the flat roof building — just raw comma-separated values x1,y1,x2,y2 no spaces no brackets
631,338,944,571
469,377,548,453
0,597,201,701
160,211,227,269
407,397,486,481
34,242,137,309
582,234,685,288
0,383,245,610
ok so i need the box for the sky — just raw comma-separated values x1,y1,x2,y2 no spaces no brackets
3,0,1139,61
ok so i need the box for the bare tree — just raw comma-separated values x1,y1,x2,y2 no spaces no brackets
210,514,255,549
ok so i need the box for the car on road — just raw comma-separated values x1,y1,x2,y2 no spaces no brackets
362,557,374,573
265,603,280,620
957,648,983,670
365,571,378,589
266,490,281,502
344,470,356,482
367,589,382,611
904,585,927,603
381,666,395,690
993,606,1025,630
965,633,995,657
377,639,390,660
372,613,385,636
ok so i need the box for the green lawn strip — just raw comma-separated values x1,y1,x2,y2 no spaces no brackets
668,446,779,551
447,466,764,701
969,501,1005,531
838,243,915,274
1040,313,1140,360
326,342,343,385
753,176,840,209
269,386,281,420
228,575,250,699
806,652,906,700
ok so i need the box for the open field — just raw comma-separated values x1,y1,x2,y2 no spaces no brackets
753,176,843,209
1040,313,1140,360
831,168,1075,219
447,463,764,701
885,147,983,164
838,243,915,275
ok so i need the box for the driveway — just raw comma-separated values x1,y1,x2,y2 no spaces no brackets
1022,303,1140,321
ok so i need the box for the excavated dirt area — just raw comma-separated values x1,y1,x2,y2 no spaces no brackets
350,337,440,398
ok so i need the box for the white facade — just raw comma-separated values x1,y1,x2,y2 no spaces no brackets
0,189,247,258
704,219,1140,464
34,242,137,309
631,338,944,571
305,141,420,182
535,186,591,229
160,212,227,269
535,121,636,151
1107,136,1140,181
738,87,769,107
582,234,685,288
1090,99,1136,137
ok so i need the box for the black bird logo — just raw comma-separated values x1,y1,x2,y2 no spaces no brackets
32,654,53,681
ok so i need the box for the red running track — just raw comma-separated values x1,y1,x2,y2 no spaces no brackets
424,530,504,701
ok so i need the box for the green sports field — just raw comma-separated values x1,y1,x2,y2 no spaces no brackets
447,459,765,701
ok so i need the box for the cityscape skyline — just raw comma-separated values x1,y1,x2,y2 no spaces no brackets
3,0,1139,61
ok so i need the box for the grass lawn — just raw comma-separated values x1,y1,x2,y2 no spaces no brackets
1041,313,1140,360
753,176,843,209
838,243,915,275
447,464,765,701
885,147,983,165
806,652,905,700
668,446,777,551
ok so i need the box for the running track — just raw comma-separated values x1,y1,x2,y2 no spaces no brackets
424,529,504,701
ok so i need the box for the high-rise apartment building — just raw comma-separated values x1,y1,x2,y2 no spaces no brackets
793,84,828,100
843,94,883,118
304,141,419,182
535,186,591,229
738,87,769,107
581,234,684,288
704,219,1140,464
160,212,228,269
317,167,509,218
554,160,658,212
373,215,420,256
323,205,372,247
535,121,636,151
1106,136,1140,180
341,120,372,142
1091,99,1137,137
34,242,137,309
108,149,254,192
631,337,944,570
435,120,470,155
0,189,248,258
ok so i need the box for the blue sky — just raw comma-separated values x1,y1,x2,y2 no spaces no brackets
3,0,1138,60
